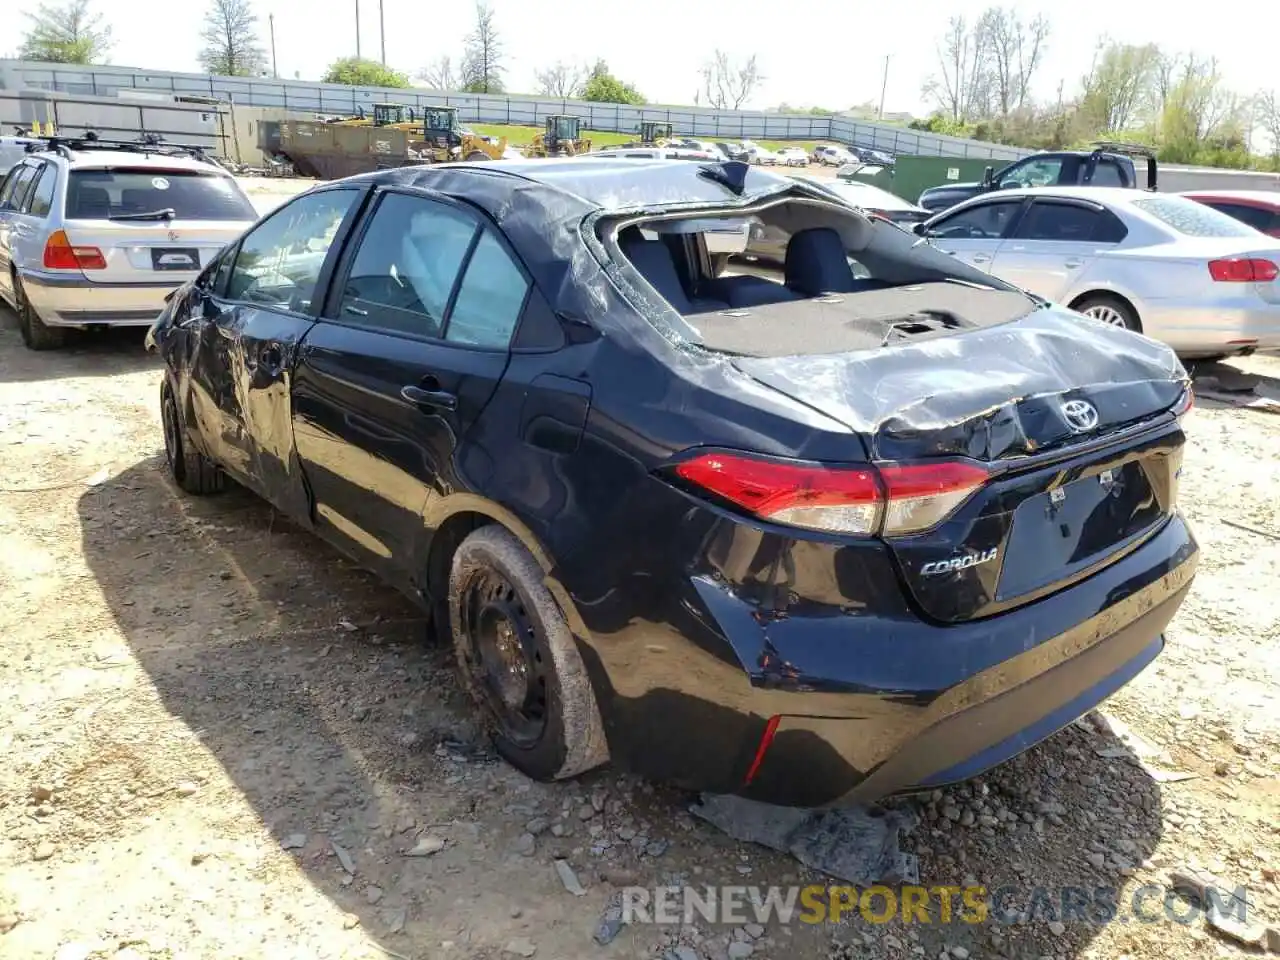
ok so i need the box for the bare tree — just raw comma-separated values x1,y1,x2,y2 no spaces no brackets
985,7,1049,115
1258,89,1280,166
417,55,458,91
534,61,587,99
460,1,504,94
923,15,1002,122
700,51,763,110
199,0,266,77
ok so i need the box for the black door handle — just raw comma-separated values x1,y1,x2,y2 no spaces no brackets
401,384,458,411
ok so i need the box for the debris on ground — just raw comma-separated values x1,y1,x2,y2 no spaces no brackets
692,794,919,884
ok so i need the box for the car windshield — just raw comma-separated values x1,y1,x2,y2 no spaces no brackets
1130,196,1258,238
66,168,257,221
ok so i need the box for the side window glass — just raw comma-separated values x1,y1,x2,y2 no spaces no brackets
446,230,530,349
338,193,478,337
1088,162,1125,187
25,165,55,217
227,189,358,310
3,166,37,211
210,244,237,297
927,201,1021,240
1014,203,1101,242
0,170,17,208
1001,157,1062,188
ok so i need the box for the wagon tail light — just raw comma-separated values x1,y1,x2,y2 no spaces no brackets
670,452,989,537
1207,258,1278,282
43,230,106,271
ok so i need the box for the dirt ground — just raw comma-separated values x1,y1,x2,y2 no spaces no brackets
1,184,1279,960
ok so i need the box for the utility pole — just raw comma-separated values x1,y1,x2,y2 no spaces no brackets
877,55,890,120
355,0,361,59
268,14,278,78
379,0,386,64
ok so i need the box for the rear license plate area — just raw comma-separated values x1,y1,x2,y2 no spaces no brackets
151,247,200,271
996,460,1163,601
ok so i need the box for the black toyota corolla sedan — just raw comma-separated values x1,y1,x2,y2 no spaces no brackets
146,158,1198,807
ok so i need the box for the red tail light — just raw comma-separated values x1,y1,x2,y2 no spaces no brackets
672,452,989,537
43,230,106,271
1208,258,1278,282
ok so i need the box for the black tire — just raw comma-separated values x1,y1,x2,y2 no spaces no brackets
1073,293,1141,333
448,525,608,781
13,274,68,351
465,151,490,162
161,378,226,495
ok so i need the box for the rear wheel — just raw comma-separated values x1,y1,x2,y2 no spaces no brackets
161,379,226,495
1073,293,1141,333
13,274,68,351
449,525,607,781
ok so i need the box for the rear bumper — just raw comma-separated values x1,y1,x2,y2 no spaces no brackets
568,490,1198,807
20,268,186,327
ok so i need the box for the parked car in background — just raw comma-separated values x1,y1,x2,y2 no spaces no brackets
0,135,259,350
813,145,857,166
1180,190,1280,237
918,144,1154,214
745,144,781,166
147,157,1197,807
586,146,720,161
777,147,809,168
917,185,1280,358
851,146,895,166
715,141,751,162
836,162,891,182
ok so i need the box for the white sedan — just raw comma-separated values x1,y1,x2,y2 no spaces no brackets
917,186,1280,359
776,147,809,167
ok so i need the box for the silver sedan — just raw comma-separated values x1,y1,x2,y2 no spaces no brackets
917,185,1280,358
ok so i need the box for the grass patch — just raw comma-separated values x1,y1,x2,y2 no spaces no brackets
468,123,824,154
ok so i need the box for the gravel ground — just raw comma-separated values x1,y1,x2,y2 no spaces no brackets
0,191,1278,960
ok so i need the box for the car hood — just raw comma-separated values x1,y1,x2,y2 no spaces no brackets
922,181,981,195
732,303,1188,462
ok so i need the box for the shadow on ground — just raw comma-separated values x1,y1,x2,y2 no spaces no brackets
0,304,158,384
75,453,1165,958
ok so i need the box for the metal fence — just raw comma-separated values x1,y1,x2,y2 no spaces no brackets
0,59,1030,162
0,89,231,154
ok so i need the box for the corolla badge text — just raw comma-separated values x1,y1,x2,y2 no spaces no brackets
921,548,999,576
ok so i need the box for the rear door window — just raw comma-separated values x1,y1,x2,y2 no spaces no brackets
3,165,38,212
446,230,530,348
24,164,56,217
1087,161,1127,186
1013,202,1120,242
65,169,258,221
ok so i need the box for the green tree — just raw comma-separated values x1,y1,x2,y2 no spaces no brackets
323,57,410,88
581,60,645,105
19,0,112,64
198,0,266,77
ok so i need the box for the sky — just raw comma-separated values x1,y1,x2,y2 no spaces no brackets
6,0,1277,117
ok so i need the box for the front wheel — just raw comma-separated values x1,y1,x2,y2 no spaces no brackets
14,274,67,351
1073,294,1141,333
449,525,607,781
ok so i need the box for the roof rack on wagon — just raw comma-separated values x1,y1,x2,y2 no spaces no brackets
22,131,228,171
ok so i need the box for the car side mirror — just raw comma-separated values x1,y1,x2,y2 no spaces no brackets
911,222,927,236
981,165,994,187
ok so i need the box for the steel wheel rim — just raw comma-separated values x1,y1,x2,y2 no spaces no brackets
1083,304,1125,327
458,568,548,746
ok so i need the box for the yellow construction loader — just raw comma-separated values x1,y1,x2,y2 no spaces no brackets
525,115,591,158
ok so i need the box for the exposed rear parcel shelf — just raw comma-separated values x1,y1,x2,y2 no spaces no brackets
684,284,1191,624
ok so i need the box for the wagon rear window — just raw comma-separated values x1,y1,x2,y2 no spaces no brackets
66,169,257,221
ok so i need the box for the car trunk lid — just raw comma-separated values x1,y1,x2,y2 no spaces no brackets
59,217,249,283
732,303,1189,622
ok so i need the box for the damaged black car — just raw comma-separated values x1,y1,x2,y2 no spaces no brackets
146,158,1198,807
